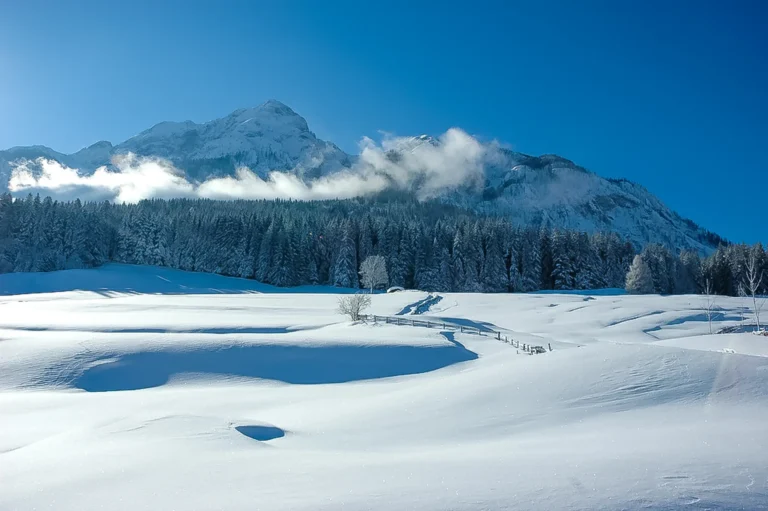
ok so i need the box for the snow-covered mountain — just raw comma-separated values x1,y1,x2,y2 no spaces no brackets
375,135,721,252
470,150,721,252
0,100,722,251
0,100,352,185
117,100,353,180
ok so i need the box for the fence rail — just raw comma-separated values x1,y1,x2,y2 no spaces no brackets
360,314,550,354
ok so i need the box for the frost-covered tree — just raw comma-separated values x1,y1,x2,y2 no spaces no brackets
744,247,766,331
359,255,388,293
625,255,654,294
703,278,717,334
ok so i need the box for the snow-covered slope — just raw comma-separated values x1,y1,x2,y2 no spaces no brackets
0,101,721,250
1,265,767,510
472,150,720,251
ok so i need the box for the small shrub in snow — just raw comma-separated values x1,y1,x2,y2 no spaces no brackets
337,294,371,322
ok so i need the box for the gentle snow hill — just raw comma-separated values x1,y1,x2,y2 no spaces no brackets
1,101,722,251
1,265,767,510
0,263,367,296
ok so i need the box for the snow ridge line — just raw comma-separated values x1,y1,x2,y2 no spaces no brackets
360,314,550,354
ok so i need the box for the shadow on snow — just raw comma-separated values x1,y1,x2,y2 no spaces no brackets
0,263,361,296
69,343,478,392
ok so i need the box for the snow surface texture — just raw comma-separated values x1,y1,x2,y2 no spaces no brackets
1,101,718,251
1,265,767,510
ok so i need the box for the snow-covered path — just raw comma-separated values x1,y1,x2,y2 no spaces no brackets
1,265,767,510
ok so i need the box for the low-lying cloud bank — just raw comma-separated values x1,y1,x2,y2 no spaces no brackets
9,128,494,203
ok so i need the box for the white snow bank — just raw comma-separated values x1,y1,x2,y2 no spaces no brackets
1,266,767,511
656,332,768,358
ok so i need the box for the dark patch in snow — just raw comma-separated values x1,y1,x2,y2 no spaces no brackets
235,425,285,442
396,294,443,316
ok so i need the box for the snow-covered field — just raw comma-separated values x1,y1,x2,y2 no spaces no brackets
1,265,767,510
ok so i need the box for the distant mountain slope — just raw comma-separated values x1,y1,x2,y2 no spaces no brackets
472,150,722,251
0,100,723,251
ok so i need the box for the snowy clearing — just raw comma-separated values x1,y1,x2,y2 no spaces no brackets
1,265,767,510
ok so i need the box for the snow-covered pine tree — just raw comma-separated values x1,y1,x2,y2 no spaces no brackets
332,221,359,288
480,233,508,292
676,250,701,294
550,230,574,290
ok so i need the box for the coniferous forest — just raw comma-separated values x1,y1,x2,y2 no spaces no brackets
0,192,765,295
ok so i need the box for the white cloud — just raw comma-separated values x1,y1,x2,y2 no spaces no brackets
197,167,389,201
9,154,195,203
357,128,488,199
8,128,493,203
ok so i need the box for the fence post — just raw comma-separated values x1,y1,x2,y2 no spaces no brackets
460,326,464,333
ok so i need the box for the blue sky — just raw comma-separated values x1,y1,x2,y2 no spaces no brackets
0,0,765,243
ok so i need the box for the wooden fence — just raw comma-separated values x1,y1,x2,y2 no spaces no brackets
360,314,550,354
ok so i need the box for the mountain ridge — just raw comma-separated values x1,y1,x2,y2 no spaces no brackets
0,100,724,252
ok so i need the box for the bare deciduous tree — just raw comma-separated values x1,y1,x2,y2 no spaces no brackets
703,278,717,335
359,255,388,294
337,294,371,321
744,251,765,332
737,283,747,328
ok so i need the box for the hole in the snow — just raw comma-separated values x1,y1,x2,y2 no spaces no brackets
235,425,285,442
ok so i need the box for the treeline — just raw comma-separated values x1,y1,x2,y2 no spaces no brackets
627,242,768,296
0,192,764,295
